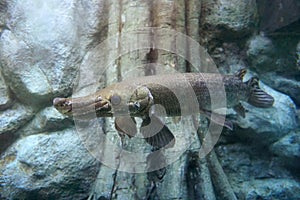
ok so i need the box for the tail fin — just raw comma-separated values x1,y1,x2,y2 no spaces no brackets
247,77,274,108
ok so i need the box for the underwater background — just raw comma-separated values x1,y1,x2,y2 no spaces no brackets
0,0,299,199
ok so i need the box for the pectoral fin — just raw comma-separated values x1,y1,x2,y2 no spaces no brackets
141,115,175,149
115,116,137,138
202,110,233,130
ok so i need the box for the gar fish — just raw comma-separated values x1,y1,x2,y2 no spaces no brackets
53,69,274,149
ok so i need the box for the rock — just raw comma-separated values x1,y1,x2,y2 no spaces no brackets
17,106,73,137
246,35,276,72
216,142,293,179
0,79,33,155
0,0,8,25
201,0,258,37
0,70,12,110
0,31,53,105
0,0,104,106
235,78,297,145
0,0,299,199
0,128,99,199
216,143,298,200
263,72,300,106
297,109,300,125
247,35,300,105
0,103,33,135
257,0,300,32
0,132,16,156
237,179,300,200
297,41,300,67
270,131,300,169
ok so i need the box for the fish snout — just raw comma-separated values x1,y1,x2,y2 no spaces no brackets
53,97,73,114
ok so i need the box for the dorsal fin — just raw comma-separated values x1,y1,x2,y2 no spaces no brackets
234,68,247,80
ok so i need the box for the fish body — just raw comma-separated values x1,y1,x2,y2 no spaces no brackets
54,69,273,117
53,69,274,148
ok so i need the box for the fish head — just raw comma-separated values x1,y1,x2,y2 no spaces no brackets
99,84,153,117
128,85,154,115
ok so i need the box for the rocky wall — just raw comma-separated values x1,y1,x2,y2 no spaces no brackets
0,0,299,199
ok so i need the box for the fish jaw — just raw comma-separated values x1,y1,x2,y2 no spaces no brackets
53,95,112,118
52,85,154,118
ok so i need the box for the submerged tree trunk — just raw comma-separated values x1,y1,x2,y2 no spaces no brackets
88,0,226,199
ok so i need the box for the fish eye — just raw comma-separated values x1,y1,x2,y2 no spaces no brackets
111,94,121,105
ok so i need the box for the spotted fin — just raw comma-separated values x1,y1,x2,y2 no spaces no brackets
247,77,274,108
115,117,137,138
140,115,175,149
234,68,247,80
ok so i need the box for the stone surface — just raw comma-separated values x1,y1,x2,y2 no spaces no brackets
297,41,300,67
0,0,8,25
17,106,73,137
270,131,300,169
0,0,104,106
216,143,293,183
263,73,300,106
247,34,299,72
0,128,99,199
0,71,12,111
201,0,258,37
0,31,53,105
0,103,33,154
216,143,299,200
0,0,300,199
234,76,297,145
247,35,276,72
0,103,33,135
257,0,300,32
238,179,300,200
246,35,300,106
